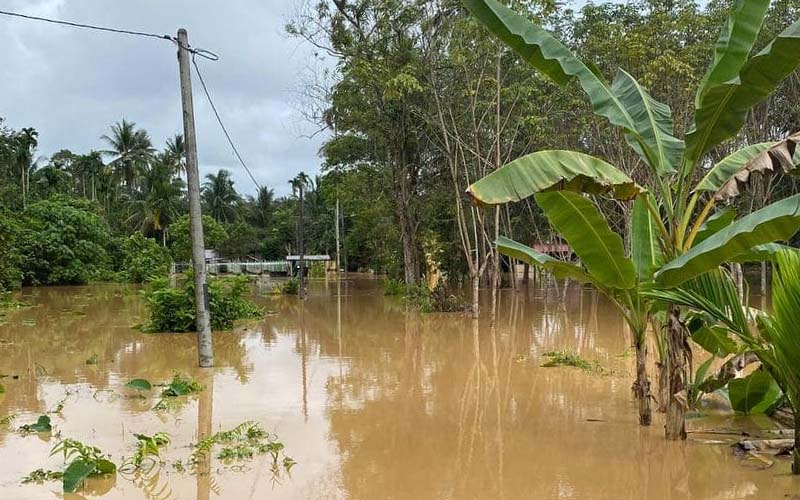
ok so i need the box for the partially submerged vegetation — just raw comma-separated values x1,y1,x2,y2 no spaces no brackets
384,279,468,313
143,275,261,332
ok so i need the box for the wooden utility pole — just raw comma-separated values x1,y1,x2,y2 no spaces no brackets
335,198,340,273
298,181,306,299
177,28,213,367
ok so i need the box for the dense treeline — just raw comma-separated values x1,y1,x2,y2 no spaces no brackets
1,0,799,292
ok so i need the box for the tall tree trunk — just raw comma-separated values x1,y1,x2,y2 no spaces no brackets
666,305,688,440
471,272,480,320
633,334,652,426
522,263,529,284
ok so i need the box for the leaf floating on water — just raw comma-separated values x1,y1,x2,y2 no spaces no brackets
85,354,98,365
19,415,52,434
62,459,95,493
125,379,152,391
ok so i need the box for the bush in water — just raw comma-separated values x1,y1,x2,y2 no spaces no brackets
121,233,172,283
143,275,261,332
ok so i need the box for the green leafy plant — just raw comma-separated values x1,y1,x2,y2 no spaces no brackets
463,0,800,438
160,374,202,397
21,469,63,484
50,438,117,493
279,278,299,296
143,275,261,332
121,432,170,471
189,421,295,474
18,415,52,434
382,278,406,296
120,232,172,283
125,378,153,391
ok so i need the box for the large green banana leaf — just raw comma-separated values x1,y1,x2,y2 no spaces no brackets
461,0,679,174
685,18,800,165
631,193,663,280
611,69,684,175
467,150,643,205
694,0,770,105
694,206,736,246
495,236,593,284
535,191,636,289
656,194,800,286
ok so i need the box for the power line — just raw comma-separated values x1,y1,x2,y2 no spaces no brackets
192,55,263,191
0,9,218,60
0,8,262,190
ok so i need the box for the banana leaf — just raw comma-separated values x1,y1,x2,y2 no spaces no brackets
656,194,800,287
535,191,636,289
685,18,800,165
495,236,593,284
461,0,679,174
467,150,643,205
695,133,800,201
694,206,736,246
611,69,683,174
631,193,663,280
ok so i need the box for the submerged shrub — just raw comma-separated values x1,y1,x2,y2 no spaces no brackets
143,275,262,333
405,283,468,313
382,278,406,296
279,278,299,295
121,233,172,283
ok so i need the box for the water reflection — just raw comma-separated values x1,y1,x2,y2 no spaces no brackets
0,277,796,499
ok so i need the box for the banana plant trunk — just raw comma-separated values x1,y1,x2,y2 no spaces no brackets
665,304,687,440
794,409,800,474
633,335,652,426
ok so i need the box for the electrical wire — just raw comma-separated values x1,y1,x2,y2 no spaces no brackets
0,9,219,60
192,54,263,191
0,8,263,190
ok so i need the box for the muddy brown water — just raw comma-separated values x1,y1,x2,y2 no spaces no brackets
0,276,796,499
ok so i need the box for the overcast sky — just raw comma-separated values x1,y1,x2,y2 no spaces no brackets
0,0,328,197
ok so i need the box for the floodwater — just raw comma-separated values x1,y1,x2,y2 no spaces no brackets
0,276,797,500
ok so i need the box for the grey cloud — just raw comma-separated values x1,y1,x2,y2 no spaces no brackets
0,0,329,196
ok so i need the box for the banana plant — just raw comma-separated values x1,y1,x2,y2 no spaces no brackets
647,251,800,473
463,0,800,438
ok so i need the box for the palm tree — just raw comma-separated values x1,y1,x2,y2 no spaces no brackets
75,151,105,201
101,119,154,188
164,134,186,178
202,169,240,223
253,186,274,228
12,127,38,209
126,160,186,245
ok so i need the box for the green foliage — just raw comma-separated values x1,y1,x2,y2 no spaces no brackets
382,278,406,296
143,275,261,333
404,284,467,313
18,196,111,285
121,432,170,471
190,421,295,473
120,233,172,283
160,374,203,397
728,370,784,415
308,261,326,278
18,415,52,434
0,212,21,290
541,351,591,371
125,379,153,391
50,438,116,493
21,469,63,484
168,214,228,262
279,279,299,296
